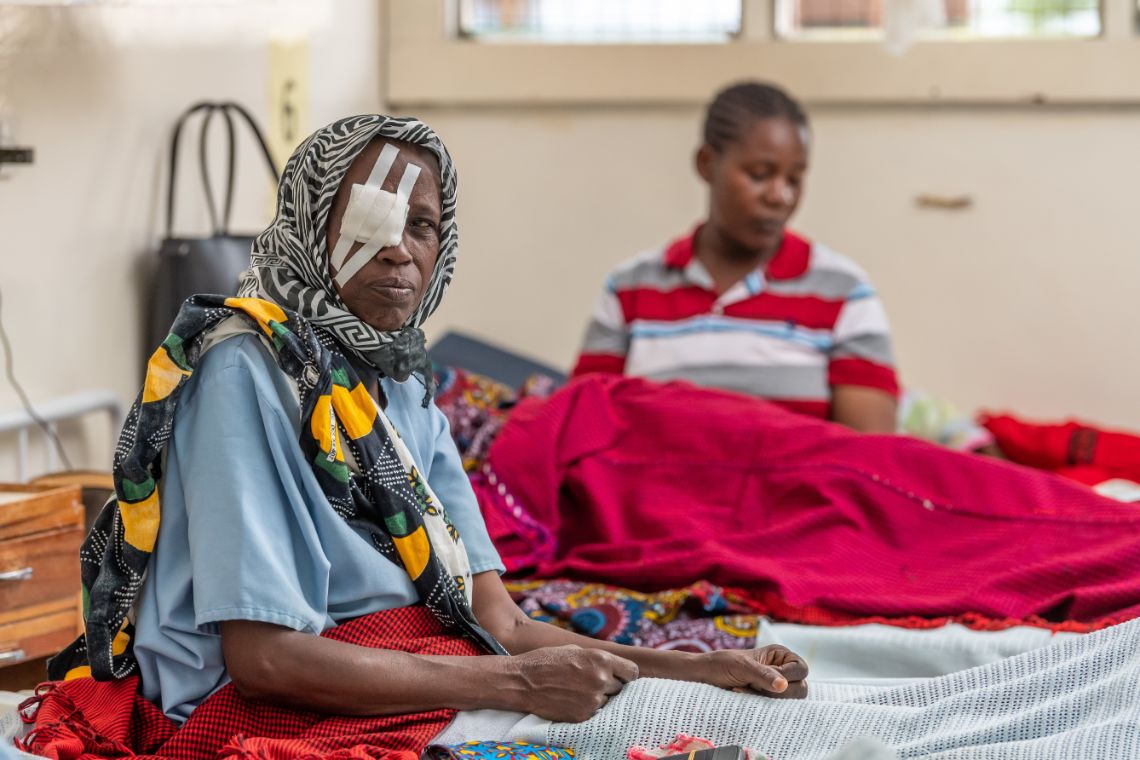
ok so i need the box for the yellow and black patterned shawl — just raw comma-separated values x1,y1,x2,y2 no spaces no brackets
48,295,504,682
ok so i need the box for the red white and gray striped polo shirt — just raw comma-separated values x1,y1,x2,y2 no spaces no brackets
571,228,900,419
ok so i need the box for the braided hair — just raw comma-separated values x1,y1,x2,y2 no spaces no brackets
703,81,809,152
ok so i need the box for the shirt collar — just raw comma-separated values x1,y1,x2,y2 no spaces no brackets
663,225,812,281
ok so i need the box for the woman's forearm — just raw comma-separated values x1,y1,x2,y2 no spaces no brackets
220,620,521,716
470,572,699,682
470,573,802,697
481,594,804,698
495,614,700,681
220,617,641,723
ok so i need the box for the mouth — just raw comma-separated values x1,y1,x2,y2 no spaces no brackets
753,218,785,235
365,278,416,303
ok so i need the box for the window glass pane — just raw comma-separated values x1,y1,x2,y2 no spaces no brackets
777,0,1100,38
458,0,742,43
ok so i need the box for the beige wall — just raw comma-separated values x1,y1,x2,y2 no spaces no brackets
422,104,1140,430
0,0,382,480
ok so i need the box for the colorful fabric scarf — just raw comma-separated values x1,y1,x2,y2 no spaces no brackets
48,295,504,682
238,114,461,401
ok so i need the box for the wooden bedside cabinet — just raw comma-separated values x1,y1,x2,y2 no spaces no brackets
0,484,85,672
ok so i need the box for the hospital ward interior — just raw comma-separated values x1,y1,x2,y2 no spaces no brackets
2,1,1140,758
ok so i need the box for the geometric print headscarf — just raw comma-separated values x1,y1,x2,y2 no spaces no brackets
239,114,460,402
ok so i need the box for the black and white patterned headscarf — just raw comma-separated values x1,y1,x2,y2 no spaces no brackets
238,114,457,398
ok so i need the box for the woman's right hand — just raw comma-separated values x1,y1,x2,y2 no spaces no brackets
497,645,639,723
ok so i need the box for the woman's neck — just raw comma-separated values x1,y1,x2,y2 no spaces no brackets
694,224,780,295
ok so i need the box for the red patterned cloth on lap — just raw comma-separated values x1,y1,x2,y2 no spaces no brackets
20,607,482,760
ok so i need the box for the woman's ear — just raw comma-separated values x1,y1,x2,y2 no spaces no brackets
695,144,715,184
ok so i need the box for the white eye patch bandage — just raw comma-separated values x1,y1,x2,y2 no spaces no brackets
331,143,422,288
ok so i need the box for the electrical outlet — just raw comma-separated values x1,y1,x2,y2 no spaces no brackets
268,38,310,169
266,38,310,215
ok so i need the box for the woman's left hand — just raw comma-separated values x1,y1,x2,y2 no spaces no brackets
687,645,809,698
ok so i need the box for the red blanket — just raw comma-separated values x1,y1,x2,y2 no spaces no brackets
20,607,481,760
485,376,1140,629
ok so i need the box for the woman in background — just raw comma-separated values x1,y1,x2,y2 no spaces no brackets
572,81,899,434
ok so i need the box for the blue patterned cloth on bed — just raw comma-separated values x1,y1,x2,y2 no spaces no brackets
423,740,575,760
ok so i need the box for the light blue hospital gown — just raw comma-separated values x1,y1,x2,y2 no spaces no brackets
133,334,504,722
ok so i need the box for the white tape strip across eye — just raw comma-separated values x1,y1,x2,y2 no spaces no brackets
331,143,422,288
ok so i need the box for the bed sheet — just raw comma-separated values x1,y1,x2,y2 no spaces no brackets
532,616,1139,759
758,618,1079,682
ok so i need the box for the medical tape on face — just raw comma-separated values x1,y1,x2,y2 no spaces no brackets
334,161,419,287
331,144,423,288
330,143,398,272
334,162,421,288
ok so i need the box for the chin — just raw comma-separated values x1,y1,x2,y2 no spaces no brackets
366,315,407,332
758,235,784,254
344,302,407,333
729,231,781,257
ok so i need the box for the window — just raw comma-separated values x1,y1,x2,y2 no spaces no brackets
390,1,1139,106
457,0,742,43
776,0,1101,39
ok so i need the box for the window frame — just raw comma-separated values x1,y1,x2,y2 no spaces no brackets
385,0,1140,106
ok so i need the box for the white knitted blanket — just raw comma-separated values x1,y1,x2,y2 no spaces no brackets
537,617,1140,759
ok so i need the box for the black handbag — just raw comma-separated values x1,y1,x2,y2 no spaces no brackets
144,101,279,355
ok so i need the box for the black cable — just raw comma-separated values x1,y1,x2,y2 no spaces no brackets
0,285,74,472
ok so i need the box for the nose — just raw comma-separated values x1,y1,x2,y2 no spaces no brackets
761,177,795,208
377,237,413,267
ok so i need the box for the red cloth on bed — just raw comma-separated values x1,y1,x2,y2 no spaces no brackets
20,607,481,760
979,413,1140,486
485,376,1140,627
